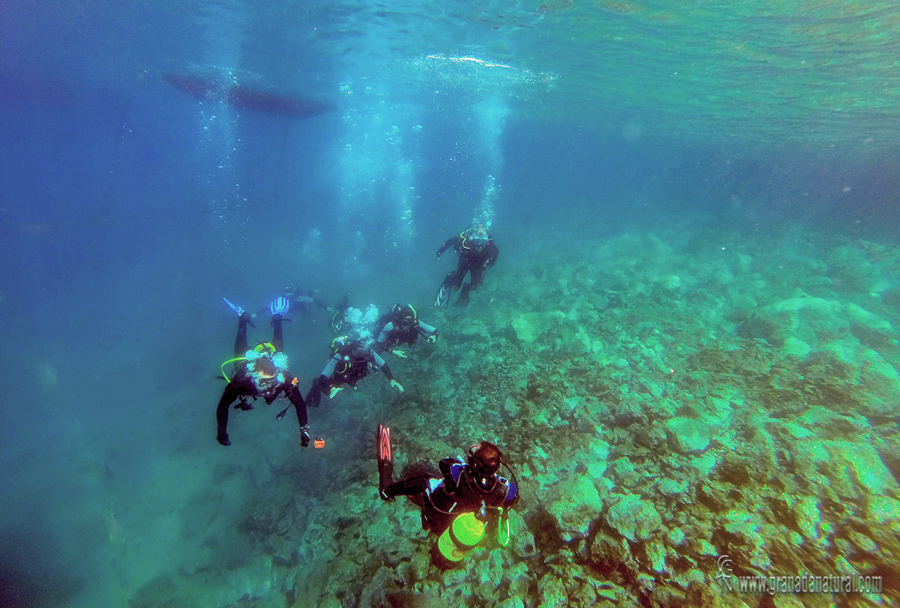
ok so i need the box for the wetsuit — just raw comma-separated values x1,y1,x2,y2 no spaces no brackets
382,457,518,535
374,311,439,355
286,287,329,315
255,287,328,318
305,343,396,408
436,230,499,305
215,313,308,446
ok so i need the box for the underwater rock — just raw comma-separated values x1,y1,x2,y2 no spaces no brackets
767,295,840,345
850,320,894,351
652,273,682,292
866,495,900,524
611,458,640,487
736,315,781,345
793,406,869,440
454,319,491,343
729,292,758,311
606,494,662,542
538,573,568,608
129,575,177,608
792,495,822,540
656,478,689,498
663,417,711,454
666,527,686,547
644,540,666,574
511,310,566,344
780,336,812,359
609,399,643,427
825,440,899,496
545,475,605,540
847,530,878,554
503,561,531,599
883,287,900,309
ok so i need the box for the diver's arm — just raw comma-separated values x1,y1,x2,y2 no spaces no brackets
436,236,457,258
287,384,308,428
372,352,395,382
215,383,240,445
437,457,463,493
312,295,330,310
375,321,394,353
416,321,438,339
484,243,499,268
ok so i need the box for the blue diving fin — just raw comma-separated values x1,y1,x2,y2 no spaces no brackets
223,297,246,316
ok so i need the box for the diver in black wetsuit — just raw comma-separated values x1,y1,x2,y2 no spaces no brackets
376,430,519,569
374,304,440,358
216,297,310,448
327,294,352,335
254,284,329,320
434,225,499,307
305,336,404,408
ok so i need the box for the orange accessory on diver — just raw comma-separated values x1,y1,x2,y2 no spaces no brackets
314,438,325,449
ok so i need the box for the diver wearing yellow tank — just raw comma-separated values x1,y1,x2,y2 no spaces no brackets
377,429,519,569
215,297,309,448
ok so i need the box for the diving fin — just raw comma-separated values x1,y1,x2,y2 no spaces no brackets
434,282,451,308
376,424,394,500
223,297,245,316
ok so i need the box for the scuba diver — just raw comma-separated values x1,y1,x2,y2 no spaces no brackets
327,294,352,334
374,303,440,358
434,224,499,307
305,335,404,408
215,297,310,448
282,283,330,315
376,425,519,569
254,283,329,319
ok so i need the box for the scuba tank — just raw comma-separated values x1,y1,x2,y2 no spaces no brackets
435,501,512,564
436,511,486,564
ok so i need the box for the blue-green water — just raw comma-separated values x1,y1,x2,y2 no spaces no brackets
0,1,898,606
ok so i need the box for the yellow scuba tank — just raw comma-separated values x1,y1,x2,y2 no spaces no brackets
436,511,486,564
498,508,511,547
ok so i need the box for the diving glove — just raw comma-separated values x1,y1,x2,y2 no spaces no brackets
270,296,291,317
390,379,405,393
300,426,311,448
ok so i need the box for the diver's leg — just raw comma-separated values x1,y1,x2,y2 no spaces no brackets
383,474,431,500
457,266,484,305
305,376,327,408
451,260,467,289
469,265,485,290
234,313,251,356
271,314,285,352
